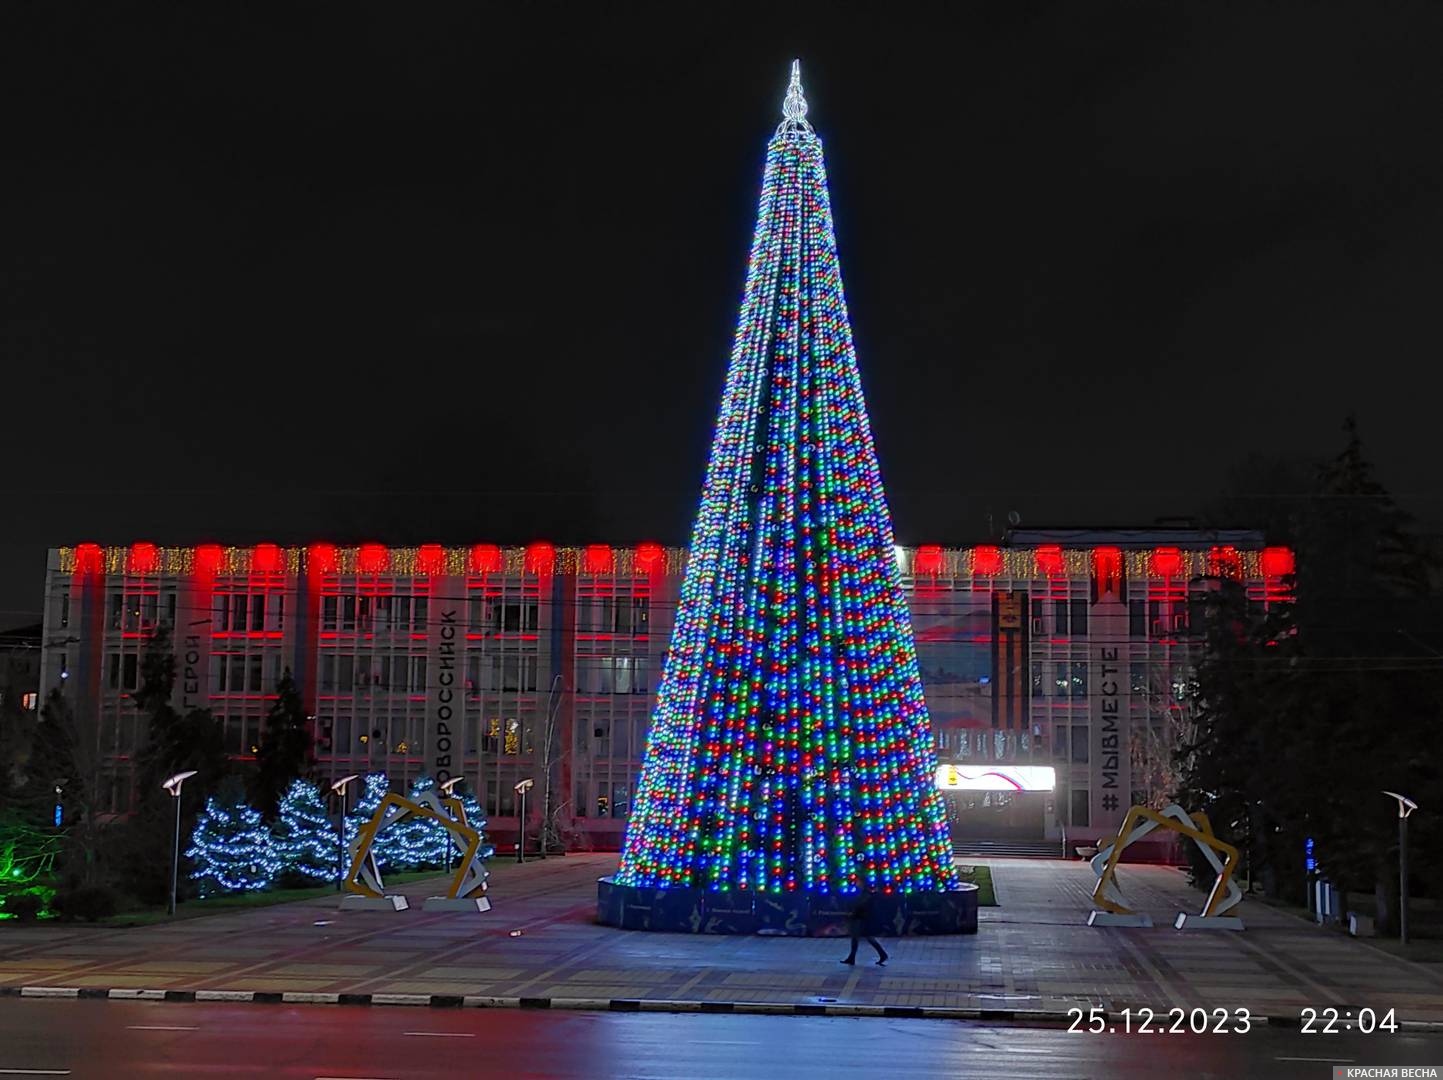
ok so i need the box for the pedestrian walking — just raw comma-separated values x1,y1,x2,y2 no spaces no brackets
840,894,888,965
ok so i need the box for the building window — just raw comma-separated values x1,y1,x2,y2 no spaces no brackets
1052,724,1067,760
1071,661,1087,698
1070,788,1090,829
60,594,70,629
122,654,138,692
1130,663,1147,694
1070,599,1088,637
109,593,123,630
21,692,37,711
322,596,338,631
1071,725,1089,764
1054,662,1069,697
107,653,120,689
1129,599,1145,638
1031,666,1044,697
1053,599,1068,636
320,655,336,691
249,655,264,692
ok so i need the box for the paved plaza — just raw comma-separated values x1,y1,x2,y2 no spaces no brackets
2,855,1441,1023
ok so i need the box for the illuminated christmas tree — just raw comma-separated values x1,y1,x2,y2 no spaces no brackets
343,772,390,869
188,779,280,897
377,775,443,872
273,779,337,882
617,63,956,898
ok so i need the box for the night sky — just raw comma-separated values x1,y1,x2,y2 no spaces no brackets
4,4,1442,624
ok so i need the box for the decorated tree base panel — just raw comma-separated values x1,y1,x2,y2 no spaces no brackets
596,878,978,936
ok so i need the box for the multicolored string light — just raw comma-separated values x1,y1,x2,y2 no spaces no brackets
618,63,957,895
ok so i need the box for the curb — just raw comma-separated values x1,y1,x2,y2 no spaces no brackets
2,986,1441,1031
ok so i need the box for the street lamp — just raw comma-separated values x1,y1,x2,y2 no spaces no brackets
439,777,464,872
1383,791,1419,945
330,775,360,892
53,778,67,829
161,770,198,916
540,674,563,858
514,778,534,864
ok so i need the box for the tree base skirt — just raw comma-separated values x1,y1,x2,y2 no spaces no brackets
595,877,978,936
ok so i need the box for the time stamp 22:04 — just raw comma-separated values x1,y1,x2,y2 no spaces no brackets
1067,1007,1400,1034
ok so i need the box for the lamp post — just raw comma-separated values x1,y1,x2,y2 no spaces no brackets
540,674,563,858
161,770,198,916
1382,791,1419,944
440,777,463,873
330,774,359,892
514,779,534,864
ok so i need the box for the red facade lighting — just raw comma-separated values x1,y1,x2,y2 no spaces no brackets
1151,546,1183,578
1261,546,1295,578
1035,544,1064,577
308,542,338,575
251,542,282,574
1209,545,1241,578
635,542,664,573
127,542,158,575
525,541,555,576
417,543,446,576
583,544,614,575
1093,546,1123,580
358,543,389,574
74,543,104,575
468,543,502,574
970,545,1002,576
914,545,945,576
195,544,224,578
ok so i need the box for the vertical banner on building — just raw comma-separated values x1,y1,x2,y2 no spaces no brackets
427,575,463,786
990,591,1030,734
1089,550,1131,835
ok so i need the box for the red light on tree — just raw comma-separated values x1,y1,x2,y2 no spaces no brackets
635,542,664,573
74,542,104,575
308,542,338,575
970,545,1002,576
1261,545,1295,577
252,543,282,574
1035,544,1064,576
128,542,159,575
1151,546,1183,577
525,541,556,576
1209,545,1241,578
417,544,445,576
469,543,502,574
195,544,224,577
584,544,614,574
358,543,389,574
913,545,945,576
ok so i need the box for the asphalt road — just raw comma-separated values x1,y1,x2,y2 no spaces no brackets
1,1000,1440,1079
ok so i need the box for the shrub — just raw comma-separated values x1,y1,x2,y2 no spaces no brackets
2,891,48,921
53,883,119,922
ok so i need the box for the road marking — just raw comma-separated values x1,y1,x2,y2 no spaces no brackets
402,1032,475,1038
126,1025,198,1031
1276,1057,1354,1064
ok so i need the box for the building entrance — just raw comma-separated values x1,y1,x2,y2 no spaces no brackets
943,790,1046,839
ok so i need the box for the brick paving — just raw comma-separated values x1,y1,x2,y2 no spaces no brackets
3,854,1442,1022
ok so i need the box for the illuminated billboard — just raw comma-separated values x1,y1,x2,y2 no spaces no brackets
934,764,1056,792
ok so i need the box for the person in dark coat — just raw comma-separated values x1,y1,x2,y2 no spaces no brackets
840,894,888,965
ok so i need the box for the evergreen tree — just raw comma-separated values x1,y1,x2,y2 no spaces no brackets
272,779,336,882
376,775,436,871
343,772,390,872
252,670,313,820
617,62,955,895
187,777,278,897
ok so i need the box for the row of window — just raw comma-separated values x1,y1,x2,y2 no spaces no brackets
108,592,177,632
215,592,283,632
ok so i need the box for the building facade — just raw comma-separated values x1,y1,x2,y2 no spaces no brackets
37,530,1293,848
